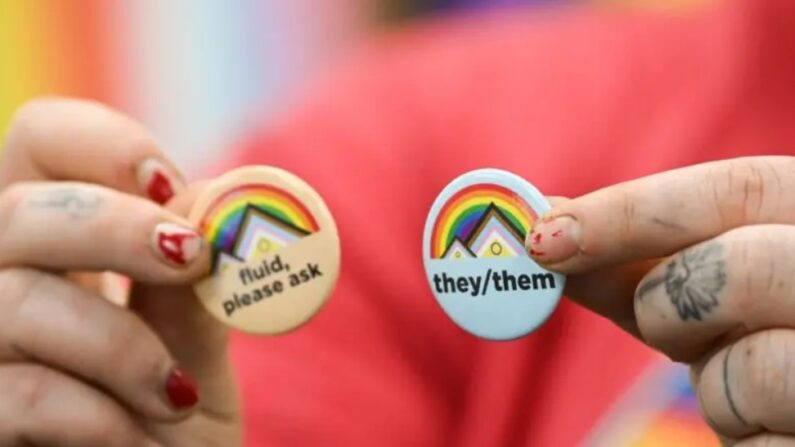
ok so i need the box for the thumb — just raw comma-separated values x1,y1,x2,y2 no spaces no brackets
130,181,238,418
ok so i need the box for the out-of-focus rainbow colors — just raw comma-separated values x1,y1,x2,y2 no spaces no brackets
0,0,370,171
585,361,719,447
0,1,117,135
0,0,712,169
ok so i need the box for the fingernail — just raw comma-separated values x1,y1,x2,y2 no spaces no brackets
164,366,199,410
526,215,582,263
137,158,181,204
152,223,202,266
144,439,165,447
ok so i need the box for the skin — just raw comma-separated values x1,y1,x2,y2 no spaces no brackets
0,98,241,446
536,156,795,445
2,97,793,446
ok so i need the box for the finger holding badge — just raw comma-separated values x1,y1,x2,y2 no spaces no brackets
423,169,565,340
189,166,340,335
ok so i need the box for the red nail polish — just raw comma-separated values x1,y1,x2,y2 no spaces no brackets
165,367,199,410
147,170,175,204
155,223,201,266
527,216,581,263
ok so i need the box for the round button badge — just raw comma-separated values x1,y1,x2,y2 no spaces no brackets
422,169,565,340
189,166,340,335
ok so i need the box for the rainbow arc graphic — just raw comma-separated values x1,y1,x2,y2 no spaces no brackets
430,183,536,260
199,184,318,271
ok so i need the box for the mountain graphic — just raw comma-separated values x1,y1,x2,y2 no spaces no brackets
441,202,527,260
212,204,310,272
440,237,475,259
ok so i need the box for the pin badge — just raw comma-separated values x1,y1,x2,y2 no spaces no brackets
190,166,340,335
422,169,565,340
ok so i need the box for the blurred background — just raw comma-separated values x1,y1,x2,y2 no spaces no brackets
0,0,709,172
0,0,717,445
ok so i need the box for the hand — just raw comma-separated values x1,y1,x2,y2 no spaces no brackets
0,98,241,446
528,156,795,446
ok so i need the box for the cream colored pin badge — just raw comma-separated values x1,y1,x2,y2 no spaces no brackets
422,168,565,340
189,166,340,335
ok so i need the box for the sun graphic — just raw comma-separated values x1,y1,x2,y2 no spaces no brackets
257,238,273,254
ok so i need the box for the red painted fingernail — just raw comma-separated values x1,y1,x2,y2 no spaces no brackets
526,216,581,263
137,159,180,204
164,366,199,410
152,223,202,266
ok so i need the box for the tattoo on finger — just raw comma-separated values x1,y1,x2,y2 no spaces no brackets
26,187,103,219
723,342,750,426
636,275,665,301
635,242,727,321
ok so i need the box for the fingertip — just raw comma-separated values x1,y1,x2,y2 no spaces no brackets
114,366,201,426
525,214,583,268
163,366,200,411
136,364,201,423
147,220,212,283
135,158,185,205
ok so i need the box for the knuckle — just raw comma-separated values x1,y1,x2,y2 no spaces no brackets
724,227,791,307
6,365,133,446
11,365,54,414
723,232,758,296
5,99,59,152
743,332,795,408
0,268,39,298
8,98,48,131
607,189,638,246
105,317,142,366
732,161,767,217
0,269,52,353
707,160,776,225
0,268,44,317
105,315,166,382
0,182,33,223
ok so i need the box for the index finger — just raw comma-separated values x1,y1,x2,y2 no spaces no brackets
526,156,795,273
1,97,184,204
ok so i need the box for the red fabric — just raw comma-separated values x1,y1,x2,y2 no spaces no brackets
225,1,795,445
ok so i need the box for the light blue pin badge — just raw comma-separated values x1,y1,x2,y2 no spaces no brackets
422,168,565,340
